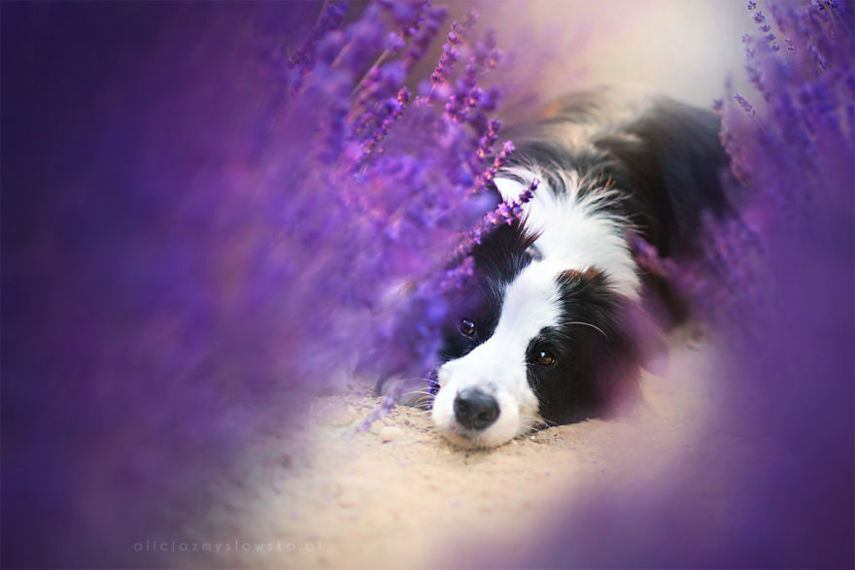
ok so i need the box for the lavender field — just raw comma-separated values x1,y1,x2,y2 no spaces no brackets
2,1,852,568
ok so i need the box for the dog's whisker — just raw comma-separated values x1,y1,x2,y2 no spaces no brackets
405,390,437,399
403,393,437,409
566,321,607,339
519,414,551,431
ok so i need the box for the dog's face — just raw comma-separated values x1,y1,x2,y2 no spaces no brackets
431,221,638,449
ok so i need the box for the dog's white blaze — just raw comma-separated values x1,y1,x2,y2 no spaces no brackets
434,168,640,448
432,261,561,447
495,170,640,300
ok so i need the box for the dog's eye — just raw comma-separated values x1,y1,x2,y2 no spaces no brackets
535,350,556,367
458,318,476,337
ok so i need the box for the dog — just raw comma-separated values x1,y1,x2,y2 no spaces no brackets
430,88,731,448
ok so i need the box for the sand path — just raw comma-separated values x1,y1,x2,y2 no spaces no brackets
182,342,717,569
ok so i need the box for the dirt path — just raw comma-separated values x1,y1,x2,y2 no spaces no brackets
180,343,716,570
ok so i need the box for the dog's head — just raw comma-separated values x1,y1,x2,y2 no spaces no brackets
431,217,641,449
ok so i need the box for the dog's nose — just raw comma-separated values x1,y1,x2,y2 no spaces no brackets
454,388,500,430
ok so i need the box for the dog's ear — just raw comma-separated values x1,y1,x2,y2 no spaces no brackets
595,97,730,258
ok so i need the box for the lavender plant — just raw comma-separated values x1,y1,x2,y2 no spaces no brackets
653,0,852,328
2,2,533,566
275,1,535,385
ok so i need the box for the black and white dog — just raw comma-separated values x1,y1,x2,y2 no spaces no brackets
430,88,731,448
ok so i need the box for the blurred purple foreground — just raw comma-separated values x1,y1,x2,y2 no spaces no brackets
3,2,511,566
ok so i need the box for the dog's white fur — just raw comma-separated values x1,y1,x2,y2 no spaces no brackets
495,168,640,300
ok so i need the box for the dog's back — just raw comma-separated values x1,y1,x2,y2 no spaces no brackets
501,87,733,322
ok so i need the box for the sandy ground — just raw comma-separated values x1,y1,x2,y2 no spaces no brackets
179,339,717,570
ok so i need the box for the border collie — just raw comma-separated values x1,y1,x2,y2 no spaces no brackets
430,88,731,448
